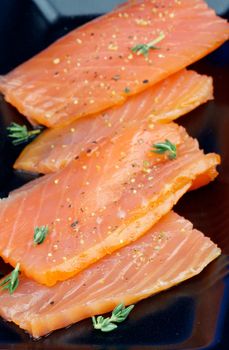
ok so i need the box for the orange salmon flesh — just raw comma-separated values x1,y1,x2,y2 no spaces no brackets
0,122,220,286
14,69,213,174
0,211,220,338
0,0,228,127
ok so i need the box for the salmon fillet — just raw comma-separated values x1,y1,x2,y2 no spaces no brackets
14,69,213,174
0,0,228,127
0,212,220,338
0,122,220,286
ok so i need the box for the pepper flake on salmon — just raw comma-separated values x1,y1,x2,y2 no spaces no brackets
0,0,228,127
0,122,220,286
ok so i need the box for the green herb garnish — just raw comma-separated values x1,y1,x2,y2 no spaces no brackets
0,263,20,294
131,32,165,57
151,139,177,160
92,303,134,332
34,225,49,245
7,123,41,146
124,87,131,93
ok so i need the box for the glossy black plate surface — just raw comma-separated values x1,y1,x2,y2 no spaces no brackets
0,1,229,349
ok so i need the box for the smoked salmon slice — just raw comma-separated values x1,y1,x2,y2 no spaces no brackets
14,69,213,174
0,0,228,127
0,122,220,286
0,211,220,338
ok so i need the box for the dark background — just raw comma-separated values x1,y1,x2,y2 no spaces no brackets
0,1,229,349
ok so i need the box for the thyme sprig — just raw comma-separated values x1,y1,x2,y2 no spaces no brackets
152,139,177,160
92,303,134,332
34,225,49,245
0,263,20,294
7,123,41,146
131,32,165,57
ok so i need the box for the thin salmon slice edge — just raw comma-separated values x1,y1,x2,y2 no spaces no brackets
0,0,228,127
0,211,221,338
0,122,220,286
14,69,214,174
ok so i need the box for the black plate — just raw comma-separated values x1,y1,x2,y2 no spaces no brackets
0,1,229,349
